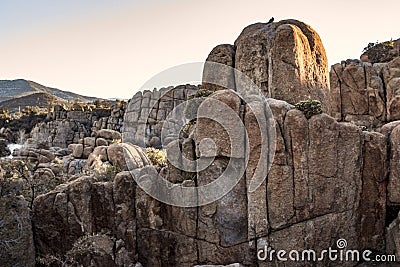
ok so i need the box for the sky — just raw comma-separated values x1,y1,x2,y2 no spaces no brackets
0,0,399,99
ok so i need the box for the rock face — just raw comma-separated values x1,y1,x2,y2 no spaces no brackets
386,124,400,205
0,196,35,267
386,212,400,263
33,172,138,266
115,20,400,267
12,146,56,164
123,85,199,147
193,96,386,266
203,19,330,112
330,57,400,128
202,44,236,92
110,92,390,266
28,102,126,149
86,143,150,171
92,101,127,133
30,120,89,148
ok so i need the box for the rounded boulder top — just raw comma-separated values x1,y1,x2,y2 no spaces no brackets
204,19,330,112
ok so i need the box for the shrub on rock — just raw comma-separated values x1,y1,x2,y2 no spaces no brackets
295,99,323,119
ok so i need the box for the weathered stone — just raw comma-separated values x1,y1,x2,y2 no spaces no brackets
260,210,359,267
196,90,244,158
83,137,96,147
90,146,109,163
378,120,400,136
33,177,90,256
384,57,400,121
32,176,115,257
82,146,93,159
137,228,198,267
149,136,161,148
283,109,309,220
113,171,137,266
96,129,122,141
31,120,89,148
361,38,400,64
359,131,387,251
108,143,150,171
68,159,87,176
244,99,277,238
329,61,386,127
4,19,398,267
96,137,109,147
68,143,84,158
0,196,35,267
386,212,400,263
389,125,400,204
68,234,116,267
203,44,236,91
123,85,200,147
234,20,329,110
33,167,55,181
197,240,252,266
197,157,247,248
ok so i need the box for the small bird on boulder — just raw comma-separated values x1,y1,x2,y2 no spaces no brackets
267,17,274,24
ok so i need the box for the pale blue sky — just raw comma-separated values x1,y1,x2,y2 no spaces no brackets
0,0,399,99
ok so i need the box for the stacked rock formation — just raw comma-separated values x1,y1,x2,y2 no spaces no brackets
92,101,127,133
3,19,400,267
120,19,399,266
123,85,199,147
28,102,126,148
330,57,400,128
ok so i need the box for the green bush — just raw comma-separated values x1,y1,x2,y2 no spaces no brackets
146,147,167,168
295,99,323,119
93,163,121,182
36,254,75,267
362,39,396,63
0,108,10,120
22,106,40,115
362,41,378,53
37,233,115,266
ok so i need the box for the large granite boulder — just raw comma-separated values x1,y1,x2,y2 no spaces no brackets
33,171,138,266
107,143,150,171
203,19,330,112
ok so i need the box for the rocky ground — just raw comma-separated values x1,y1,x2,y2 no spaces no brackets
0,19,399,267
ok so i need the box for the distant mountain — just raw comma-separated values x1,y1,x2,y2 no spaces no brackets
0,79,96,103
0,92,67,112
